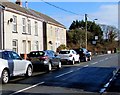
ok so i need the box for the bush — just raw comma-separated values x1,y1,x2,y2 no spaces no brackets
56,44,68,52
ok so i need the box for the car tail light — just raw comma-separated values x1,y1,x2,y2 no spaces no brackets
69,54,72,57
40,56,48,60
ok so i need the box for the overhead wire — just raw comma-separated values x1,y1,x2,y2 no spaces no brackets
40,0,84,17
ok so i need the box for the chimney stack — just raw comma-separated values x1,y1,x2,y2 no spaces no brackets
25,0,28,8
15,0,22,7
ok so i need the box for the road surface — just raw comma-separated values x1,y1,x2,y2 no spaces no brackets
1,53,120,95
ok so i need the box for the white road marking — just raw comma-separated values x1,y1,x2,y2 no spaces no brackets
105,57,108,60
55,70,73,78
84,65,89,67
10,82,45,95
76,68,81,70
91,62,98,65
99,60,104,62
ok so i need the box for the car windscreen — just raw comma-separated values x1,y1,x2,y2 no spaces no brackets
59,51,70,54
29,51,45,57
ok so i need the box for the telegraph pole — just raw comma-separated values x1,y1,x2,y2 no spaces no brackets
85,14,87,49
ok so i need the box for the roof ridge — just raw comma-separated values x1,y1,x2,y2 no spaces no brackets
0,1,66,28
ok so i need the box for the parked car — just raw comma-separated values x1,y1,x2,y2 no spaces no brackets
27,50,62,71
74,48,92,62
58,50,80,65
0,50,33,84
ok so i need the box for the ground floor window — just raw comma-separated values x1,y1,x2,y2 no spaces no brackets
22,40,26,53
35,41,39,50
28,41,31,53
12,39,18,53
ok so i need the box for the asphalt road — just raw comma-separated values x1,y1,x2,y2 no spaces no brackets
1,53,120,95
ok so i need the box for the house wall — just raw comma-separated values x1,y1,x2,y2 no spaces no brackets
4,10,43,55
47,23,66,52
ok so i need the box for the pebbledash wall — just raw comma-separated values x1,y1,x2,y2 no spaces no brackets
4,9,44,55
46,23,66,51
0,1,66,55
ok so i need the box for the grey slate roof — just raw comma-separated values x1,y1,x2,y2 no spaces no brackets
0,0,66,28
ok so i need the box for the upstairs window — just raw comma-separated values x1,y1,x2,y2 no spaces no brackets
22,18,26,34
35,21,38,36
13,15,17,33
12,39,18,53
28,20,31,34
35,41,39,50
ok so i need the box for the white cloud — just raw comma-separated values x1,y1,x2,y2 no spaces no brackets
52,4,118,28
53,4,118,29
90,4,118,28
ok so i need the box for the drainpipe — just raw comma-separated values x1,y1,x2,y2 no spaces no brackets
3,10,4,50
0,4,5,50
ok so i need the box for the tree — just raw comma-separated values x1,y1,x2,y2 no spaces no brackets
67,29,93,49
108,31,117,42
69,20,103,42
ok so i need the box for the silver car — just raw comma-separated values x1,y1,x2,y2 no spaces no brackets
27,50,61,71
0,50,33,84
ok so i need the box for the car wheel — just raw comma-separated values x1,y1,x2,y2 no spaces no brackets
71,59,75,65
57,61,62,69
89,56,92,61
88,57,92,61
25,66,32,77
48,63,52,71
2,69,9,84
85,57,88,62
78,58,80,63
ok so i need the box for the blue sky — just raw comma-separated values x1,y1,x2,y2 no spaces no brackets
11,0,118,29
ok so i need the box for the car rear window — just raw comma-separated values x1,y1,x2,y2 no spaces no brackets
74,49,80,54
59,51,70,54
29,51,45,57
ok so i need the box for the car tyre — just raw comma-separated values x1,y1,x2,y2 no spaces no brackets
89,56,92,61
78,58,80,63
48,63,52,71
57,61,62,69
71,59,75,65
85,57,88,62
25,66,32,77
2,69,9,84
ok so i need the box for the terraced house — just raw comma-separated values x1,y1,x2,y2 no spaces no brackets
0,0,66,55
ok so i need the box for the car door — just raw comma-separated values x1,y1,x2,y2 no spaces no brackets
72,50,79,61
10,51,26,76
2,51,14,76
47,51,58,66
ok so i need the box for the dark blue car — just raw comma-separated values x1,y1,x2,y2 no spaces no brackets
74,48,92,62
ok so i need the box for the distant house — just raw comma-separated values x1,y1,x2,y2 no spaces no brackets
0,0,66,55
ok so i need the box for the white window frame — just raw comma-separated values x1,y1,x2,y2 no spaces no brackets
13,15,17,33
22,18,26,34
28,20,31,35
22,40,26,53
28,41,31,53
35,41,39,50
35,21,38,36
12,39,18,53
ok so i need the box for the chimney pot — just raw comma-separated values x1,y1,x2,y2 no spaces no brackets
15,0,22,7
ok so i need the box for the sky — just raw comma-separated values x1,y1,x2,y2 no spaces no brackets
10,0,118,29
